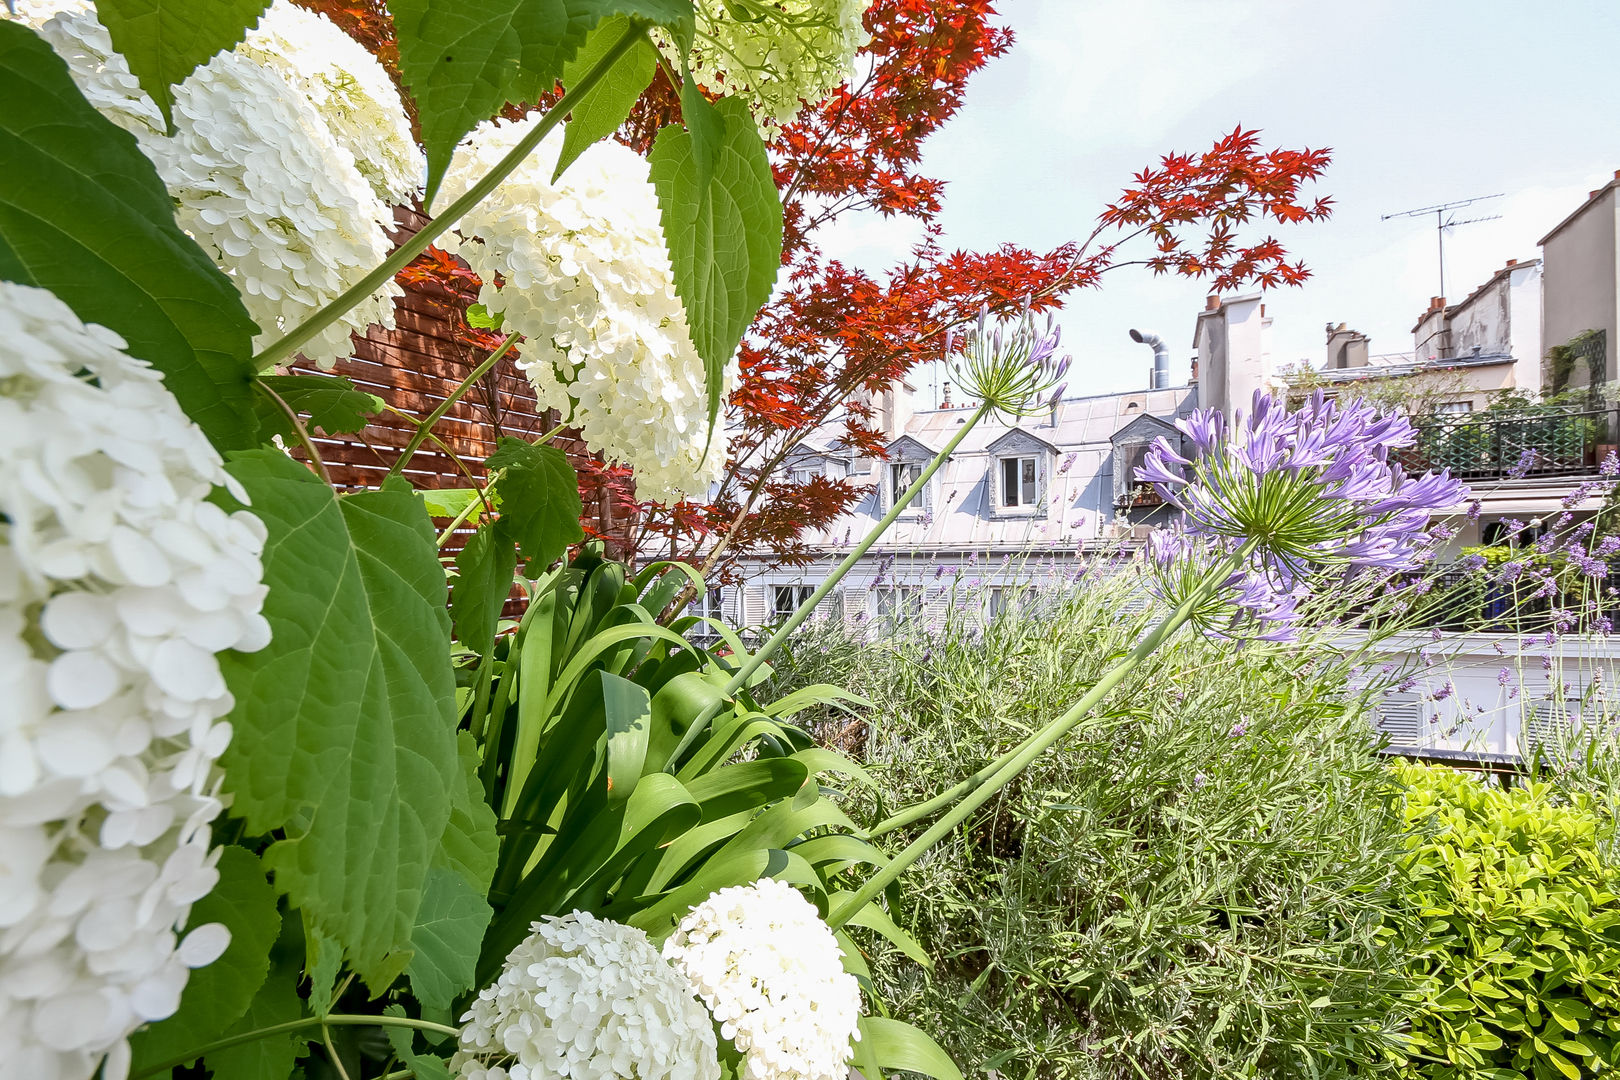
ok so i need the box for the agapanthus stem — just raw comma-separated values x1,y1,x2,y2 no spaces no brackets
827,542,1256,930
389,332,519,478
253,22,646,370
664,402,995,770
128,1014,461,1079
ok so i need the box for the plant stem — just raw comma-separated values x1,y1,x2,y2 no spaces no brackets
129,1015,461,1079
827,543,1254,929
252,22,646,370
257,380,332,487
390,333,519,478
664,402,994,770
437,470,503,548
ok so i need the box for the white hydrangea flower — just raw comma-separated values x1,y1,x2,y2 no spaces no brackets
238,1,423,204
440,117,731,502
452,911,721,1080
0,282,270,1080
655,0,874,135
663,879,862,1080
20,2,401,369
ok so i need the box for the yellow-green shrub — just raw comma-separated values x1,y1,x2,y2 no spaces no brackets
1394,763,1620,1080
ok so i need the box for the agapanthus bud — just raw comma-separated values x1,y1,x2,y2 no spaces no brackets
946,297,1070,418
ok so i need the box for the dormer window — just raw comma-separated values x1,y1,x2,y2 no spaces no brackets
1000,455,1038,508
889,461,927,514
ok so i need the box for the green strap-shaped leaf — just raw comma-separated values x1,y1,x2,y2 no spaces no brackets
829,892,931,968
0,22,258,451
129,846,280,1071
857,1017,964,1080
603,670,652,802
486,437,585,571
94,0,269,131
393,0,693,202
648,95,783,435
621,847,822,937
452,523,518,659
256,373,385,440
407,866,495,1014
554,16,657,180
219,450,459,992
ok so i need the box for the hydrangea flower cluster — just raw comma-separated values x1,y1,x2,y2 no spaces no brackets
0,282,270,1080
945,300,1070,418
1141,391,1468,640
663,879,862,1080
21,0,403,369
238,1,423,204
656,0,873,135
440,118,729,501
451,911,720,1080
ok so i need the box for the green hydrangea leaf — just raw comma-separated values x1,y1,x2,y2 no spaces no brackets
554,16,657,181
441,732,501,893
486,437,584,571
207,918,309,1080
393,0,693,203
0,22,258,451
406,866,495,1014
93,0,270,131
254,374,384,442
128,846,280,1072
452,523,517,660
648,95,782,435
219,450,459,993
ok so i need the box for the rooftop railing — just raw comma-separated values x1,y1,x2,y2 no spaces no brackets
1398,405,1617,481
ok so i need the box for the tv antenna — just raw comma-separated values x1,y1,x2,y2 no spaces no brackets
1381,194,1504,300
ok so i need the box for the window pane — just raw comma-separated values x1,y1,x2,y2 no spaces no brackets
1021,458,1036,503
773,586,794,617
1002,458,1018,506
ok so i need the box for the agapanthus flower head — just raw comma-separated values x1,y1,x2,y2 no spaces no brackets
453,911,720,1080
0,282,269,1080
947,299,1069,418
438,117,728,501
663,879,862,1080
1142,392,1467,641
654,0,873,136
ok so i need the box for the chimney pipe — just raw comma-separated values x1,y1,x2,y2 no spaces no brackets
1130,328,1171,389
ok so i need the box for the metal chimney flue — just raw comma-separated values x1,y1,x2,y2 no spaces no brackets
1130,329,1171,389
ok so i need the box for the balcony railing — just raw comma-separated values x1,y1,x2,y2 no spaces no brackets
1367,562,1620,635
1397,406,1617,481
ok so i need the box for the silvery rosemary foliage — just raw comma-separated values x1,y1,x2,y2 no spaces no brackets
664,879,863,1080
0,282,269,1080
1142,390,1467,640
452,911,720,1080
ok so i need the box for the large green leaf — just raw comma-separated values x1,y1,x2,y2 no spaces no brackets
648,94,783,434
441,731,501,893
0,22,258,451
94,0,269,130
206,917,308,1080
255,373,384,440
129,846,280,1071
486,437,585,571
407,867,494,1014
857,1017,964,1080
392,0,693,202
452,522,517,659
219,450,460,992
554,16,656,180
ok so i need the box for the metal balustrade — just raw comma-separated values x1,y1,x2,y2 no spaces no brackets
1396,406,1617,480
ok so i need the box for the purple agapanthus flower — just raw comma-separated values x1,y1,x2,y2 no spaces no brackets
1141,391,1467,641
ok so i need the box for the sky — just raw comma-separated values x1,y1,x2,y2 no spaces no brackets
818,0,1620,402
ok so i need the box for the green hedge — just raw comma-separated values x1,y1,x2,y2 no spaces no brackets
1394,763,1620,1080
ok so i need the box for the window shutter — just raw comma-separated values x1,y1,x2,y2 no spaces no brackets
1376,693,1421,745
742,586,770,627
841,588,866,623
